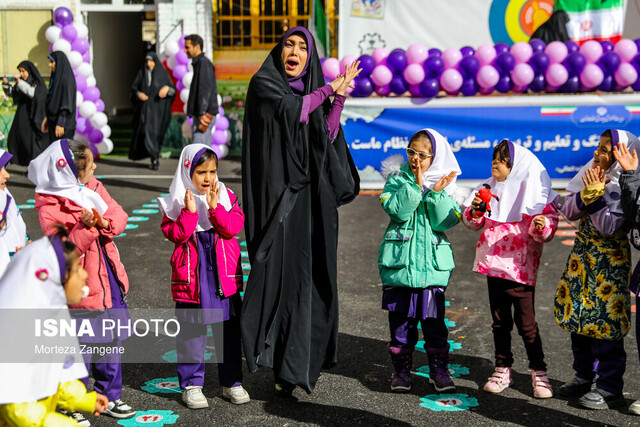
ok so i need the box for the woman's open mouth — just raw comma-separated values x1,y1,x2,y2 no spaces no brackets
286,58,299,71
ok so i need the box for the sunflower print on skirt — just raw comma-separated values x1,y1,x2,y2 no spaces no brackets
555,215,631,340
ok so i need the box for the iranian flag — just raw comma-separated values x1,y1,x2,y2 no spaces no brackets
554,0,624,45
309,0,330,57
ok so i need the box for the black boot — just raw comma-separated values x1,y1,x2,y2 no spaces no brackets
388,344,413,392
427,348,455,393
151,159,159,170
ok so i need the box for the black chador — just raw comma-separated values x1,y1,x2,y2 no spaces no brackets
45,51,76,141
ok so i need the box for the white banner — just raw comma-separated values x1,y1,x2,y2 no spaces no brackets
338,0,494,57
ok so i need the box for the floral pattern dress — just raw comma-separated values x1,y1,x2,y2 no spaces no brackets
555,215,631,340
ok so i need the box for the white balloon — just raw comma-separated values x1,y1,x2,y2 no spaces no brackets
45,26,62,43
218,144,229,159
167,55,178,70
182,72,193,87
76,91,84,105
96,138,113,155
74,22,89,39
100,124,111,139
86,76,96,87
183,104,187,114
165,40,180,57
217,94,222,106
52,39,71,55
224,130,231,143
187,62,193,72
76,62,93,78
79,101,97,118
90,112,108,129
68,51,83,68
180,89,190,103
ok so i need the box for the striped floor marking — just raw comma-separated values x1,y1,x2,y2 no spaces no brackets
133,209,159,215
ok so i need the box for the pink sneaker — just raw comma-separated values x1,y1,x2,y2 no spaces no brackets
483,367,512,393
531,370,553,399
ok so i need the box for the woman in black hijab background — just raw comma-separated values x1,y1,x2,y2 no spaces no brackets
129,52,176,170
2,61,47,165
241,26,360,394
42,51,76,141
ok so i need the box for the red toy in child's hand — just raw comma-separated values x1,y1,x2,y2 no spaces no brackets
476,184,500,217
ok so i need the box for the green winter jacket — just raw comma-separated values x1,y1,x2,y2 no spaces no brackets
378,162,461,288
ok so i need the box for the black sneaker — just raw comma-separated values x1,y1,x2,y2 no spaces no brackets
559,376,593,397
103,399,136,419
59,410,90,426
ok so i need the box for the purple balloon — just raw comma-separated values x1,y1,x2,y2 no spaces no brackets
389,75,408,95
212,130,227,145
564,52,586,76
530,52,550,74
459,56,480,78
49,44,53,53
89,128,104,144
460,46,475,57
529,39,546,53
599,52,621,74
61,25,77,43
176,80,185,92
320,57,327,66
529,74,546,92
408,84,422,97
83,86,100,103
82,51,91,63
387,49,408,74
565,40,579,54
175,50,189,66
84,122,94,136
599,74,615,91
95,99,105,113
75,75,87,93
419,78,440,98
76,117,88,134
173,64,188,80
601,40,614,52
357,54,376,77
460,77,478,96
352,76,374,97
375,84,391,97
423,56,444,78
179,35,187,49
53,7,73,27
494,52,516,74
495,75,512,93
561,75,580,93
632,77,640,92
88,142,99,159
494,42,510,55
72,38,89,55
428,48,441,57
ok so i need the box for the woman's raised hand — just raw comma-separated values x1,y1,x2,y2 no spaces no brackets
613,142,639,171
581,166,606,187
184,188,197,213
336,61,362,96
433,171,457,193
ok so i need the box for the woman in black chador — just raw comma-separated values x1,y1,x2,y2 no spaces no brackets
129,52,176,170
43,52,76,142
241,26,361,394
1,61,48,165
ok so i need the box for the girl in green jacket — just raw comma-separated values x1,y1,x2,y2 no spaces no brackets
378,128,462,393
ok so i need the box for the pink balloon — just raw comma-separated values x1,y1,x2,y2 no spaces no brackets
511,63,534,86
407,43,428,65
439,69,463,92
403,63,425,85
175,50,189,66
479,86,495,95
580,63,604,88
212,130,227,145
370,65,393,86
475,44,496,66
545,41,568,64
510,42,533,64
580,40,603,63
476,65,499,88
512,85,527,93
615,62,638,87
95,99,105,113
322,58,340,79
441,48,462,69
375,84,391,96
173,64,188,80
545,63,569,86
340,55,357,73
614,39,638,62
372,47,389,65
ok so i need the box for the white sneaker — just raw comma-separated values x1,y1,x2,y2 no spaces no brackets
182,386,209,409
629,400,640,415
222,385,250,404
59,410,90,426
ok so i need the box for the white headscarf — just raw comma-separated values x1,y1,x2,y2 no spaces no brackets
0,149,27,258
0,235,87,403
27,139,108,215
158,144,232,232
566,129,639,214
463,140,559,223
418,128,462,196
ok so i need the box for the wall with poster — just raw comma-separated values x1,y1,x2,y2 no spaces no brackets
341,93,640,188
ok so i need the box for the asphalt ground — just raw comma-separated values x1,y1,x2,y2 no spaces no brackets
6,156,640,426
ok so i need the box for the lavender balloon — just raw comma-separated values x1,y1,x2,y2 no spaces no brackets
175,50,189,66
72,37,89,55
495,75,512,93
75,75,87,93
419,78,440,98
357,54,376,77
546,63,569,86
477,65,500,88
371,65,393,86
440,68,463,93
61,25,77,43
53,7,74,27
83,86,100,102
423,56,444,78
95,99,105,113
372,48,389,65
389,75,408,95
530,52,550,74
386,49,408,74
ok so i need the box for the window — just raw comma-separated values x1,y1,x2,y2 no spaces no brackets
214,0,336,50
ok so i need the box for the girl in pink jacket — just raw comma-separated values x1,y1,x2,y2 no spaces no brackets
159,144,248,409
462,139,559,399
28,139,136,422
